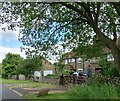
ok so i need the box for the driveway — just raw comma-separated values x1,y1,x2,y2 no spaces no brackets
1,84,23,100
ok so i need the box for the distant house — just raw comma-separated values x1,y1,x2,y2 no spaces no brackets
62,37,120,75
62,50,104,75
41,59,55,76
62,51,79,71
62,51,90,73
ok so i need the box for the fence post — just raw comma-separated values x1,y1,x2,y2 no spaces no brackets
73,74,76,84
60,74,64,85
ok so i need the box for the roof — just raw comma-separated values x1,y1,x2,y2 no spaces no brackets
102,47,111,54
89,62,101,69
42,59,55,70
63,51,79,59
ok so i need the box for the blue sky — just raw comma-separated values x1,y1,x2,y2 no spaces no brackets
0,28,59,64
0,27,26,63
2,36,22,48
0,26,67,64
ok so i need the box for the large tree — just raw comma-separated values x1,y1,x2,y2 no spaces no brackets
1,2,120,74
2,53,23,79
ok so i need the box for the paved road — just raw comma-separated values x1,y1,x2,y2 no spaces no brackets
1,84,23,100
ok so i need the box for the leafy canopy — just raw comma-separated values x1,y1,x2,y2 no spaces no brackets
1,2,120,58
18,56,42,78
2,53,23,79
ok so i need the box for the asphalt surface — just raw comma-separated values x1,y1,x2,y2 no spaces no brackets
1,84,23,100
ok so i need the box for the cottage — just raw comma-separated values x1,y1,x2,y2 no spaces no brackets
41,59,55,76
62,51,101,75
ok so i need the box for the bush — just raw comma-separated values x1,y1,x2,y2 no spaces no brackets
66,83,119,99
46,74,55,76
102,67,119,77
98,56,119,77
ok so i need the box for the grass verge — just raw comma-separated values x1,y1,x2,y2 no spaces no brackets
24,92,73,99
2,79,31,84
2,78,56,88
24,83,119,99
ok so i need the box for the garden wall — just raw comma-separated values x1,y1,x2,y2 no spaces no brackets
93,76,120,87
41,76,60,85
40,75,120,87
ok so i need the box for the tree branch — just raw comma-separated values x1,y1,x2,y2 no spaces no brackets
113,24,117,42
95,3,101,25
110,2,120,16
59,2,88,18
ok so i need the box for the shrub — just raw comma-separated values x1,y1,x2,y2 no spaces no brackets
98,56,119,77
46,74,55,76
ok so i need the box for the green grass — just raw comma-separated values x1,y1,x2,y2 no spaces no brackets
19,82,56,88
25,83,119,99
24,92,74,99
2,79,31,84
2,78,56,88
66,83,119,99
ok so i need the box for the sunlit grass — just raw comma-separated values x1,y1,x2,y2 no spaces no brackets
25,83,119,99
2,79,31,84
2,78,56,88
24,92,73,99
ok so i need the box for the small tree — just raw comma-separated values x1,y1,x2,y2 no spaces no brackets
54,62,64,72
19,56,42,79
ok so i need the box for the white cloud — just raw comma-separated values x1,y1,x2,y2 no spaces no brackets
0,29,19,40
0,46,26,63
0,24,20,40
0,33,2,39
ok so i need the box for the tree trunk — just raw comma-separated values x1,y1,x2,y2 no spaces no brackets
92,23,120,75
112,46,120,75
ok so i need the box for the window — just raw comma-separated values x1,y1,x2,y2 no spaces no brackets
77,58,81,63
72,58,75,62
69,59,71,63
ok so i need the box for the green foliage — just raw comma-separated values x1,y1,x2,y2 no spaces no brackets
1,2,119,57
0,63,2,78
19,56,42,79
72,35,106,60
67,83,119,99
54,62,64,72
2,53,23,79
98,56,119,77
46,74,55,76
62,69,74,75
1,2,120,74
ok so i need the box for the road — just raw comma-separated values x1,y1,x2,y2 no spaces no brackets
1,84,23,100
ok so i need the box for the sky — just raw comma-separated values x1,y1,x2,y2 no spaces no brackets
0,26,66,64
0,26,27,63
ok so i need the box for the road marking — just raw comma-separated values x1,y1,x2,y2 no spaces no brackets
9,88,23,96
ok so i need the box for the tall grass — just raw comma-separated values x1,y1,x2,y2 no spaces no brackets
66,83,119,99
